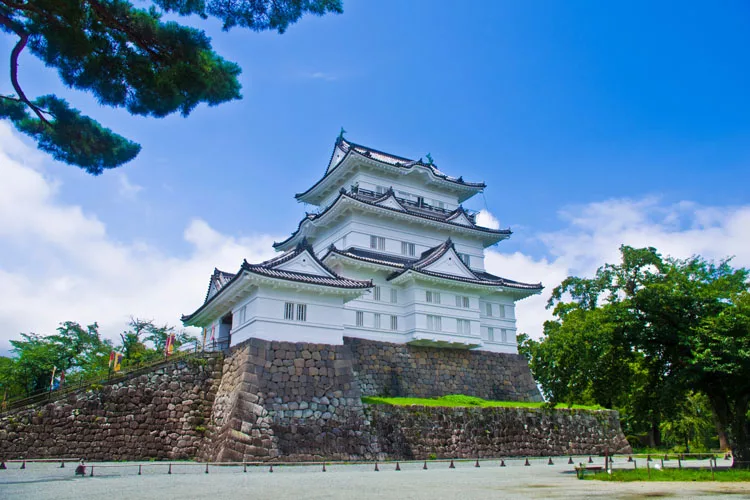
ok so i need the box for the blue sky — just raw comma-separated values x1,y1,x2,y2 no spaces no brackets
1,1,749,347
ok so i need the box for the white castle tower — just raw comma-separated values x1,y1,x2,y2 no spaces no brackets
182,134,542,353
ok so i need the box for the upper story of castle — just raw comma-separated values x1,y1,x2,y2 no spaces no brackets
295,135,486,211
271,135,513,277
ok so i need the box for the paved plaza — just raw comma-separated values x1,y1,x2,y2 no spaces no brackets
1,458,748,499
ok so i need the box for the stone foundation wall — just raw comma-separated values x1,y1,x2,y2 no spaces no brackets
368,405,631,459
0,337,630,461
201,338,377,462
0,354,222,461
345,337,542,402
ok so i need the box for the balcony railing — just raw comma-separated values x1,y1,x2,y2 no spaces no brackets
350,186,478,220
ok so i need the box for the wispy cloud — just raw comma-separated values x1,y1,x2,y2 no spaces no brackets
117,173,144,200
304,71,338,82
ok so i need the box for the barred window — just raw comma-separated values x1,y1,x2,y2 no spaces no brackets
390,288,398,304
427,315,442,331
426,291,441,304
356,311,364,327
501,329,508,343
487,327,495,342
457,319,471,335
296,304,307,322
485,302,493,317
370,235,385,250
373,286,381,301
237,305,247,324
390,315,398,331
456,295,470,308
498,304,506,318
374,313,381,329
284,302,294,320
401,241,415,256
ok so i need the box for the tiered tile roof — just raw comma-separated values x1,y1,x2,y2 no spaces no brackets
296,137,485,203
323,239,543,292
275,188,510,250
182,240,372,324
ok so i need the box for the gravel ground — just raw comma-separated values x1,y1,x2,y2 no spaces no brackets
1,457,748,499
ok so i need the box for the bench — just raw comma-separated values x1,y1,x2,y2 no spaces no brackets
575,465,604,479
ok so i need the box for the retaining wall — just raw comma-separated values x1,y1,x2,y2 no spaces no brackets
368,405,631,459
346,337,542,402
0,338,631,461
0,354,222,461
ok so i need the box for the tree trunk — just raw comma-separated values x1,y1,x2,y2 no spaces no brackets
730,397,749,470
712,406,730,451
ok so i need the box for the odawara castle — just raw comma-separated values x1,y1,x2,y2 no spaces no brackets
182,134,543,353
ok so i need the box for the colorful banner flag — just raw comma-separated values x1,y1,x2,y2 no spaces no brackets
49,366,57,391
165,333,176,356
113,353,123,372
109,351,116,368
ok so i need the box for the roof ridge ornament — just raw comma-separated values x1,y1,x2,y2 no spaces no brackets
426,153,434,166
337,127,347,142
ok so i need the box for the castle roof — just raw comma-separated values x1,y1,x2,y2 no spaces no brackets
182,240,372,326
323,239,543,295
275,188,510,251
295,137,485,205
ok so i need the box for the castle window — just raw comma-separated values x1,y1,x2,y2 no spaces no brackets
356,311,364,327
373,286,381,301
457,319,471,335
375,185,387,195
296,304,307,322
498,305,506,318
374,313,381,329
485,302,493,317
284,302,294,320
390,288,398,303
455,295,470,308
426,291,441,304
390,315,398,331
370,235,385,251
237,305,247,325
457,252,471,267
487,327,495,341
401,241,415,256
501,329,509,343
426,315,442,331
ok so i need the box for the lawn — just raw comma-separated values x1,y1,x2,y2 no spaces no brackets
584,467,750,482
361,394,603,410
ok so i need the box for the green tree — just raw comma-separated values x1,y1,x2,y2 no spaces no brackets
543,246,750,467
0,0,342,173
7,321,110,395
661,392,716,453
118,317,197,366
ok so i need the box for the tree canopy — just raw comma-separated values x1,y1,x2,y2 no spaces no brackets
0,0,342,174
520,246,750,467
0,317,197,404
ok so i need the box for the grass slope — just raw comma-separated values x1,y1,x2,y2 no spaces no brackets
361,394,603,410
585,468,750,482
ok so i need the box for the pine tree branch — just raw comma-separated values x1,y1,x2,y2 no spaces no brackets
0,12,51,125
84,0,166,61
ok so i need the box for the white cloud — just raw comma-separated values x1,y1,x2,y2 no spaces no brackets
117,173,143,200
476,209,500,230
0,123,278,351
485,198,750,339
